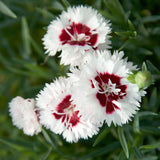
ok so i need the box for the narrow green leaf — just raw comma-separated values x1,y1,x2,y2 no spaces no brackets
150,27,160,35
118,39,131,51
142,15,160,23
41,129,64,157
21,16,31,59
112,0,126,18
134,13,149,36
138,111,158,117
139,48,153,55
78,141,120,160
42,128,54,147
0,1,17,18
133,113,140,133
118,127,129,159
0,137,33,151
108,0,125,18
128,19,135,31
146,60,160,74
140,126,160,134
42,147,52,160
103,0,127,25
59,0,70,9
50,133,63,147
142,156,158,160
146,60,160,82
6,62,55,79
24,63,55,79
51,1,64,11
149,87,157,111
142,62,148,71
1,38,16,57
93,128,110,147
36,7,55,19
139,141,160,150
125,128,134,145
118,152,126,160
133,147,143,159
115,31,137,38
7,66,32,76
30,37,44,57
30,37,59,72
100,10,119,24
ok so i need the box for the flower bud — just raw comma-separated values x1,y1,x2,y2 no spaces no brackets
135,71,152,89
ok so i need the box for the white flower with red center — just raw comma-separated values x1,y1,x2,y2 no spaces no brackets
70,50,144,126
36,77,99,143
43,6,111,66
9,96,41,136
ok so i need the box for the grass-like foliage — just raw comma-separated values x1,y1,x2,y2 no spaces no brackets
0,0,160,159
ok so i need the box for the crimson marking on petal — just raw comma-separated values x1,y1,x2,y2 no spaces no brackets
53,113,62,120
69,111,81,127
96,93,106,107
57,95,71,112
59,28,72,45
52,94,81,128
92,72,127,115
93,46,98,50
95,75,102,85
106,101,120,114
68,40,86,46
90,80,94,88
35,110,40,122
59,22,98,47
75,23,90,34
89,34,98,46
52,95,71,120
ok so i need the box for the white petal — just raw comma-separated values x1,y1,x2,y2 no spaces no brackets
42,6,111,67
9,96,41,136
71,50,144,126
36,77,100,143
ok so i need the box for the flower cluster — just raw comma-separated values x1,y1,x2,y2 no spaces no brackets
9,6,148,143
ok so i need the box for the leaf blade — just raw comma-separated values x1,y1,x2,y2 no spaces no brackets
0,1,17,18
93,128,110,147
118,127,129,159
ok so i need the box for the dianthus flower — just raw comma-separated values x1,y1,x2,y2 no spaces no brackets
9,96,41,136
43,6,111,66
70,50,145,126
36,77,99,143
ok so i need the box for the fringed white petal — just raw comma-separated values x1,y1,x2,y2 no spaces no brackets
9,96,41,136
36,77,100,143
71,50,144,126
42,6,111,66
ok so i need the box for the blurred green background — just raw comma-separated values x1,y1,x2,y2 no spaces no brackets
0,0,160,159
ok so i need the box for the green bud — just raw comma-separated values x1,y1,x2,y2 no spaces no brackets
135,71,152,89
127,73,136,84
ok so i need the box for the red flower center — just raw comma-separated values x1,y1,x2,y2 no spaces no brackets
91,72,127,114
52,95,80,129
59,22,98,49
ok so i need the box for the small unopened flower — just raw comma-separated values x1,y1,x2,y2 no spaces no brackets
36,77,99,143
70,50,145,126
9,96,41,136
135,71,152,89
43,6,111,66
